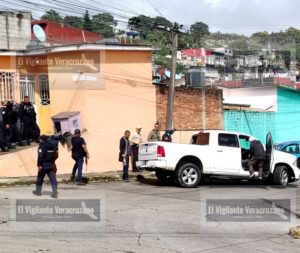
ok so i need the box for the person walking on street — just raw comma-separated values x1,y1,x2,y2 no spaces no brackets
119,130,131,181
130,126,142,172
248,136,265,179
147,122,161,142
33,135,58,198
19,96,40,145
71,129,90,185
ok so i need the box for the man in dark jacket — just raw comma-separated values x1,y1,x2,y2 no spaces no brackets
2,101,21,148
0,120,6,152
19,96,40,145
71,129,90,185
119,130,131,181
248,137,265,179
33,135,58,198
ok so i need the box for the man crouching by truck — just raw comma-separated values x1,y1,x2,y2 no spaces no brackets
33,135,58,198
248,136,265,180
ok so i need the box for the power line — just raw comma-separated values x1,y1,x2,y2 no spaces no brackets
146,0,165,18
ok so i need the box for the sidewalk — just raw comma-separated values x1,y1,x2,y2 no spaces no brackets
0,170,155,187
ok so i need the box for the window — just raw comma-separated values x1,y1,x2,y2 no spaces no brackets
283,144,300,154
0,72,15,103
239,135,251,150
218,133,239,148
20,75,35,103
193,133,210,145
39,75,50,105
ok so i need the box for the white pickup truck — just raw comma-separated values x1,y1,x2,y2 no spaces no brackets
136,130,300,188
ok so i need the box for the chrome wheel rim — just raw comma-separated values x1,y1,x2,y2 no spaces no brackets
281,170,288,186
182,167,198,185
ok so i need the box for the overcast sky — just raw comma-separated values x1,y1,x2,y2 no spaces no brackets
1,0,299,35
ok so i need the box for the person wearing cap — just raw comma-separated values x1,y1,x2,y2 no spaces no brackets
130,126,143,172
33,135,58,198
248,136,265,179
70,129,90,185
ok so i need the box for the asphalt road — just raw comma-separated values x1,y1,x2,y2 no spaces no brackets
0,177,300,253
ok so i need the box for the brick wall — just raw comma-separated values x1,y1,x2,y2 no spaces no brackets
0,11,31,50
156,86,224,130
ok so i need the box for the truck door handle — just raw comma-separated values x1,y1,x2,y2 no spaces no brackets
217,150,223,152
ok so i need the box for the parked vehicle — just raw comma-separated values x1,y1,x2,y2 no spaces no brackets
274,141,300,158
136,130,300,188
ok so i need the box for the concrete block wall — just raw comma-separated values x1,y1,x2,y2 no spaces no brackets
0,11,31,50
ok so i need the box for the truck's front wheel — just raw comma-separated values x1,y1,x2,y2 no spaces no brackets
176,163,201,188
274,165,289,187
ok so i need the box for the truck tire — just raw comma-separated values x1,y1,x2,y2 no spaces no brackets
176,163,201,188
155,170,174,183
273,166,289,187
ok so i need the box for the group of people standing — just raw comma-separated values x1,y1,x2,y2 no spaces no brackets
119,121,161,181
0,96,40,151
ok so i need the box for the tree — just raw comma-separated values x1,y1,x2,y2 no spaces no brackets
41,10,63,23
285,27,300,46
251,31,270,44
64,16,83,29
128,15,171,46
190,21,210,47
92,13,117,38
153,16,172,28
230,36,249,50
83,10,93,31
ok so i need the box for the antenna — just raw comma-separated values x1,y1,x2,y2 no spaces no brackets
33,24,46,43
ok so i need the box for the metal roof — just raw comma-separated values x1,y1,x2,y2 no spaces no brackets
52,111,80,119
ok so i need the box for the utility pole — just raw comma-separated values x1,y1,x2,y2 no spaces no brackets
166,29,178,130
128,18,183,130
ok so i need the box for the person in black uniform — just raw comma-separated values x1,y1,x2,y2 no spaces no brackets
248,136,265,179
0,118,6,152
33,135,58,198
2,101,22,148
19,96,40,145
71,129,90,185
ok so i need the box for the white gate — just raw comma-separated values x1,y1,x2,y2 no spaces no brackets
20,75,35,103
0,72,15,103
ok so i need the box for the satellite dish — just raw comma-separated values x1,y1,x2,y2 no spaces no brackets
33,24,46,43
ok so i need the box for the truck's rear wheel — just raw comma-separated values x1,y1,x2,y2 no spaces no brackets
176,163,201,188
274,166,289,187
155,170,174,183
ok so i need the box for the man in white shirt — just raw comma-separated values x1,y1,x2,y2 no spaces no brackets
130,125,142,172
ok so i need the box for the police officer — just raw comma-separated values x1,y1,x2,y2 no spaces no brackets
70,129,89,185
33,135,58,198
2,101,21,148
19,96,40,145
0,104,7,151
0,118,6,152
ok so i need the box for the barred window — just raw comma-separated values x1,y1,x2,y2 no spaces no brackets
39,75,50,105
20,75,35,104
0,72,15,103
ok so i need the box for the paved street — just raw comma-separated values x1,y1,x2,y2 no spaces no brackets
0,177,300,253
